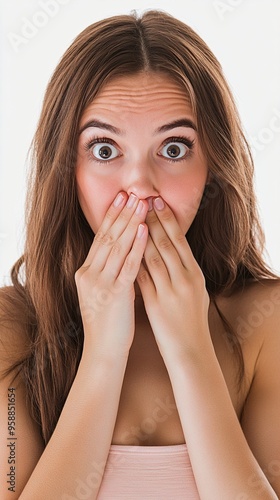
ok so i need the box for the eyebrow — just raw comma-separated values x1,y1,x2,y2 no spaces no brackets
79,117,197,136
79,120,123,135
155,119,197,134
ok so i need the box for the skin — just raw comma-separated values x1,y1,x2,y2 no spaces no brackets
0,72,279,499
75,71,210,445
73,72,279,497
76,72,208,237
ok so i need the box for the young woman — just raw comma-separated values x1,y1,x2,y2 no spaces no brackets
0,9,279,499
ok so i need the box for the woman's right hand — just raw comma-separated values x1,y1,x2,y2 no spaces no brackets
75,192,148,359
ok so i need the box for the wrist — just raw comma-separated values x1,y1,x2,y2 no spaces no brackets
162,337,217,375
81,339,129,370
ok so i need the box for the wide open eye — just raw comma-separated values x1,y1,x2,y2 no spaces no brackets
159,137,194,161
91,141,119,161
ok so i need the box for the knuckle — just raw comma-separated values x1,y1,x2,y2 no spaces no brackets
146,212,158,225
161,210,173,222
123,255,136,275
148,253,163,268
74,269,82,281
75,266,99,291
137,267,149,284
76,271,90,290
94,231,104,243
111,241,122,256
95,231,114,246
158,236,172,250
75,266,87,283
175,231,186,245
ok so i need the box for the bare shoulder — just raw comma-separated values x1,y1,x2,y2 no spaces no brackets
231,278,280,369
220,279,280,352
214,279,280,402
236,279,280,381
216,280,280,494
0,286,44,498
228,280,280,495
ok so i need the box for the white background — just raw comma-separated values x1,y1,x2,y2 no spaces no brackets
0,0,280,286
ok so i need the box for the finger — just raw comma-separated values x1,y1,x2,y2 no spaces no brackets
83,193,146,271
145,209,185,284
81,191,127,267
136,259,155,299
149,197,197,270
102,200,149,280
91,193,142,273
142,235,171,292
117,223,149,286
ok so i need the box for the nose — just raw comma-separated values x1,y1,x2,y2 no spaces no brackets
123,161,159,201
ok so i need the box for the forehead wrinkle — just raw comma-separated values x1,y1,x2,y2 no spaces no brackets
92,89,190,104
81,104,196,136
84,94,192,118
91,71,192,106
92,82,191,106
81,77,194,131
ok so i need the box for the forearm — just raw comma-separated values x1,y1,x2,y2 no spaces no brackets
20,345,128,499
165,345,278,500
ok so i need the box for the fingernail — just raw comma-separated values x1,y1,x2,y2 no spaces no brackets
148,198,153,211
154,197,164,210
137,223,145,238
127,193,137,208
114,193,125,207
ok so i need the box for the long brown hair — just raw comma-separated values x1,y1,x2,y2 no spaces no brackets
1,10,277,444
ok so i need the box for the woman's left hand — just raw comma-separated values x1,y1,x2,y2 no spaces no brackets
137,196,211,363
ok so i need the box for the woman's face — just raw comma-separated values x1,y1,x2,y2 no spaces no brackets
76,72,208,234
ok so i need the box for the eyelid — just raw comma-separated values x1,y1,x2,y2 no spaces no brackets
161,135,195,147
158,136,195,162
84,136,122,163
83,135,195,164
84,136,118,149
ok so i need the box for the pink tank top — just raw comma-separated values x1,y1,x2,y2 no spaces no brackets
97,443,200,499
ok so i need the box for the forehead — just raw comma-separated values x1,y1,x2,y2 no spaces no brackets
81,72,194,125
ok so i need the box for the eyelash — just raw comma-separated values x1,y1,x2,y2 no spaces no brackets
83,135,195,164
84,137,119,164
161,136,195,163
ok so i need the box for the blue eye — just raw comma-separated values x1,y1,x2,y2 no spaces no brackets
91,141,119,161
159,137,195,161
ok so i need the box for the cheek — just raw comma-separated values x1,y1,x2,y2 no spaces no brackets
75,168,116,232
166,174,207,233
